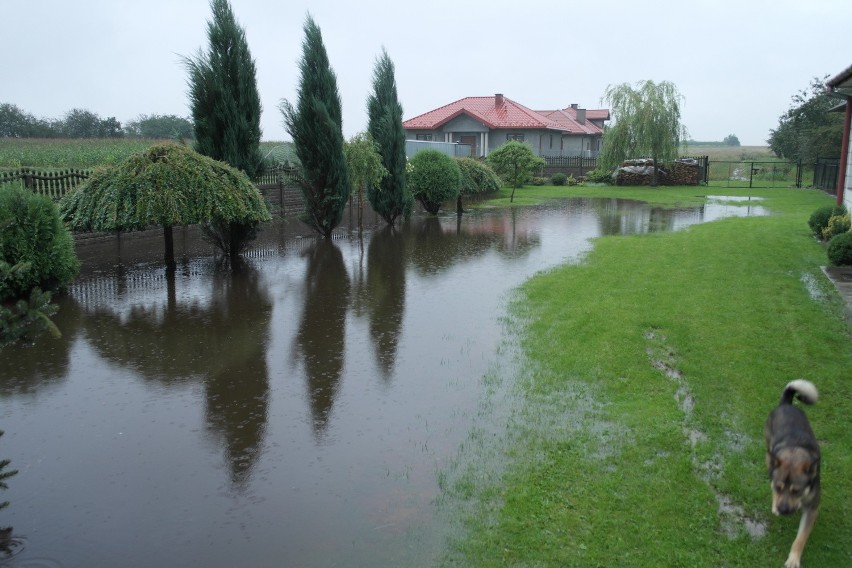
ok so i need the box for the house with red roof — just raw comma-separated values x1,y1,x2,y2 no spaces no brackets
402,93,609,158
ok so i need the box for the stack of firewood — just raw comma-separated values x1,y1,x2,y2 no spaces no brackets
666,160,699,185
615,159,699,186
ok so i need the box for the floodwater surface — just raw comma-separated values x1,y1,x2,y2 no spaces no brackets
0,197,767,567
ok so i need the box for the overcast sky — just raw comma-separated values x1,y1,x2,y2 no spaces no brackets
3,0,850,146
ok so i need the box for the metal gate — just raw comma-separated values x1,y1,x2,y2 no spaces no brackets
813,157,840,193
707,160,803,188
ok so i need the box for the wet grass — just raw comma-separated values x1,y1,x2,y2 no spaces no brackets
444,186,851,566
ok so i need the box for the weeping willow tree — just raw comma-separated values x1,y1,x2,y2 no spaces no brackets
599,80,688,186
59,143,270,269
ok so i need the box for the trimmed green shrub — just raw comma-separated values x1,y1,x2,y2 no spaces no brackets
808,205,846,237
456,157,501,195
530,177,547,186
827,231,852,266
585,168,614,184
1,186,79,302
822,213,851,241
551,172,567,186
407,150,461,215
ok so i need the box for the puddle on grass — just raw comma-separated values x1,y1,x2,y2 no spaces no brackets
800,272,828,303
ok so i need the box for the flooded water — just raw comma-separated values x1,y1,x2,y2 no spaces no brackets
0,197,767,567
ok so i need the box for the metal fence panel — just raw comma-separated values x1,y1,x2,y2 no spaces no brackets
706,160,802,188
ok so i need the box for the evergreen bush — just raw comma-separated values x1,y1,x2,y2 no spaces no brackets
551,172,567,186
808,205,846,237
827,231,852,266
407,150,460,215
1,187,79,302
585,169,615,184
821,212,851,241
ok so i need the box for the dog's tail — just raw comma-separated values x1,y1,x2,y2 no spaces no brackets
780,379,819,406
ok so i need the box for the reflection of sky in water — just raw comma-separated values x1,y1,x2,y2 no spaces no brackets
0,197,770,568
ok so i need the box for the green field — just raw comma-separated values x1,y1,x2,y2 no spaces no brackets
446,185,850,567
0,138,290,169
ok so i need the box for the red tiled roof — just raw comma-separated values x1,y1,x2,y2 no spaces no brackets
403,95,568,131
537,107,609,135
403,95,609,135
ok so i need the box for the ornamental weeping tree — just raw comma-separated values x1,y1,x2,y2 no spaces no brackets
344,132,387,232
59,143,270,269
281,15,351,238
599,80,688,187
367,48,411,227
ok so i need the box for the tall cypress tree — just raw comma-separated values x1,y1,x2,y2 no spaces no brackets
280,15,350,238
367,49,410,227
186,0,262,179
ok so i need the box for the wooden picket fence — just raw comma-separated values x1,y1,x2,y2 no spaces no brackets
0,165,309,219
0,167,92,200
0,164,302,202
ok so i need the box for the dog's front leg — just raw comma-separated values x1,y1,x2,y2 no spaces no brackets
784,507,818,568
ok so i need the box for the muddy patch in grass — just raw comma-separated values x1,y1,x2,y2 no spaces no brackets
645,328,767,540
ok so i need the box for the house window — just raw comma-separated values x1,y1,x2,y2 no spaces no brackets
506,133,524,142
416,133,433,141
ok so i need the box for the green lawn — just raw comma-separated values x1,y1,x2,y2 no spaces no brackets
444,185,850,567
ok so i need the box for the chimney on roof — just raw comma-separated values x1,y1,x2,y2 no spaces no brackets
576,108,586,124
570,103,578,109
495,93,504,108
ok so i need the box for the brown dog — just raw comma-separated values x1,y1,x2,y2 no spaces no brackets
764,379,820,568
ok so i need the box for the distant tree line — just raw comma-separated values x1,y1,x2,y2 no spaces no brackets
0,103,193,140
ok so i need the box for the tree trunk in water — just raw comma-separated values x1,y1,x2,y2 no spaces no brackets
163,225,176,271
457,195,463,215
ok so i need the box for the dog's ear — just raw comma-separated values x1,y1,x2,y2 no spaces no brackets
807,458,820,476
770,453,782,470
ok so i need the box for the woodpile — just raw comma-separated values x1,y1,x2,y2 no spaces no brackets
615,158,699,186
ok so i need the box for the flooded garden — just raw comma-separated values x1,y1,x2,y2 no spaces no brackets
0,196,768,567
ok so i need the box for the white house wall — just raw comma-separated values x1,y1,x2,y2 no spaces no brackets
845,124,852,211
404,126,602,158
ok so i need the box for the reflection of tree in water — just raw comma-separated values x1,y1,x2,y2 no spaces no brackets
406,216,497,276
594,198,677,235
292,241,350,440
486,207,541,258
80,264,271,488
365,226,405,379
0,297,81,397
